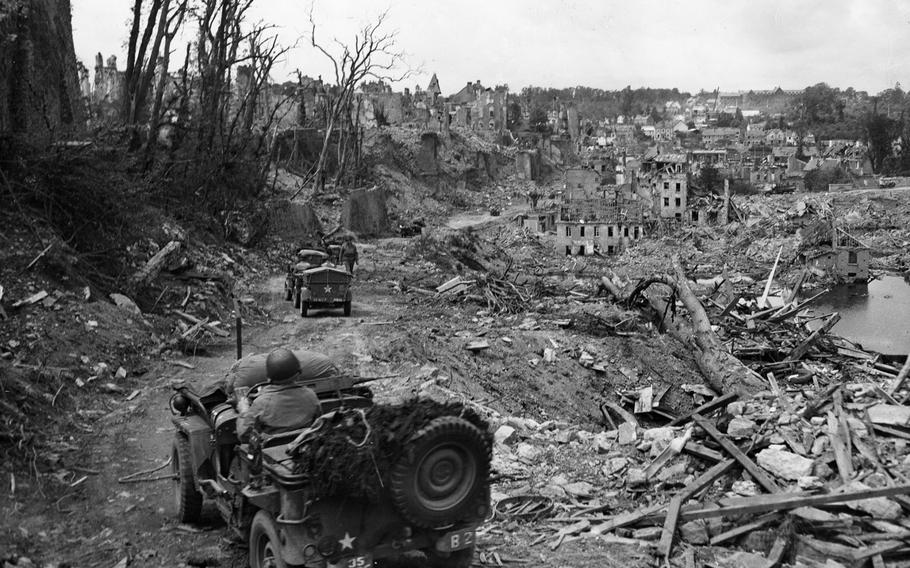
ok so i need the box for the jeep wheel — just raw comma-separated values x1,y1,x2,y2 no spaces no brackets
389,416,490,528
427,546,475,568
343,300,352,317
172,433,203,523
250,511,289,568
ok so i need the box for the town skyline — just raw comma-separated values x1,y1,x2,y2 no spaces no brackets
71,0,910,96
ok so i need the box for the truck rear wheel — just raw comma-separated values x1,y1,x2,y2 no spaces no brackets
250,510,290,568
172,433,203,524
389,416,490,528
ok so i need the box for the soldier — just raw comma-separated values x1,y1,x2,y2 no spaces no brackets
340,235,359,275
235,348,323,441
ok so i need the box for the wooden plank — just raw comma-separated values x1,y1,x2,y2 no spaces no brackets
643,430,690,480
759,245,783,309
709,513,780,545
589,502,665,535
769,290,826,323
677,484,910,522
657,459,737,558
173,310,230,337
887,352,910,395
831,392,853,483
668,392,738,427
786,313,841,362
784,269,808,304
766,531,791,568
872,554,886,568
855,542,903,562
435,276,464,293
692,414,781,494
872,423,910,441
657,497,683,562
684,442,724,463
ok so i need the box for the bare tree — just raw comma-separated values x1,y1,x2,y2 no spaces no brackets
142,0,188,167
123,0,188,148
308,7,410,193
184,0,292,209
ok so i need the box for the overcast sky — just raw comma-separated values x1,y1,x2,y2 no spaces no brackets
71,0,910,96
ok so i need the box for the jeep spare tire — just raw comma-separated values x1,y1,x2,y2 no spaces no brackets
389,416,490,528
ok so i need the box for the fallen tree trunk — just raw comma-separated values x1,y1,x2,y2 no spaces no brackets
603,255,766,396
130,240,181,289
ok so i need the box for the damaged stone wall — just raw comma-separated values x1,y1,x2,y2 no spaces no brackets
268,200,323,241
0,0,84,137
341,187,390,237
416,132,439,175
515,150,541,180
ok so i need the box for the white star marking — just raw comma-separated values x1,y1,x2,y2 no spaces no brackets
339,532,356,551
324,285,333,294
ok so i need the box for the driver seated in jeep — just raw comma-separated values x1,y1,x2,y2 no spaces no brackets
235,348,323,442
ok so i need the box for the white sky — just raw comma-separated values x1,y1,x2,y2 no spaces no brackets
71,0,910,96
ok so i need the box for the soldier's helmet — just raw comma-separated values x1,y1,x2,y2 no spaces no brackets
266,348,301,383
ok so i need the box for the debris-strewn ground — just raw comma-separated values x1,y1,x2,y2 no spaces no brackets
5,167,910,568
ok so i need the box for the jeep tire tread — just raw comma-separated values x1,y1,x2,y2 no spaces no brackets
172,433,203,524
249,510,290,568
389,416,490,528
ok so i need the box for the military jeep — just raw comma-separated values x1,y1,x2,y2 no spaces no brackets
170,373,491,568
284,249,330,302
295,265,353,317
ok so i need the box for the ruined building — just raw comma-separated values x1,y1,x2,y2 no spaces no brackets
446,80,509,131
638,151,688,220
555,198,645,256
89,54,124,122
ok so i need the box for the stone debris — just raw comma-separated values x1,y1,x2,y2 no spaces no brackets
756,447,815,480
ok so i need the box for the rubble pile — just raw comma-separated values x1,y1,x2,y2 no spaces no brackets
485,363,910,567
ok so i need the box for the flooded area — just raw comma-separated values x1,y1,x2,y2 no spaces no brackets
810,274,910,356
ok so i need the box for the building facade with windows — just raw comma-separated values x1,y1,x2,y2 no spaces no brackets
554,199,644,256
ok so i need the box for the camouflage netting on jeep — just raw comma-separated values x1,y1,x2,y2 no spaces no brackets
292,398,491,500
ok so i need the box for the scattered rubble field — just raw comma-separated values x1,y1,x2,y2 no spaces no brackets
6,175,910,568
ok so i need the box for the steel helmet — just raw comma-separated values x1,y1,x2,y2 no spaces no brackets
266,348,301,383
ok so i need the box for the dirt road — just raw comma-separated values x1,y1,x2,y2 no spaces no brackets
4,265,412,566
3,231,656,568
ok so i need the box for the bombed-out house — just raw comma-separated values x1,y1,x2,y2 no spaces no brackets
799,225,871,283
638,151,688,220
555,198,644,256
